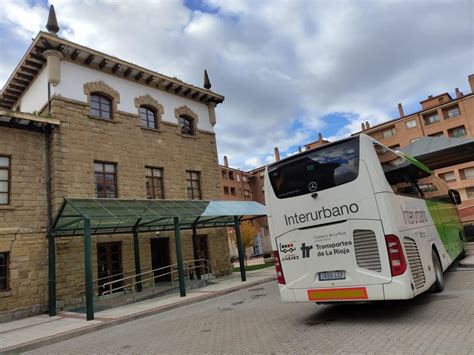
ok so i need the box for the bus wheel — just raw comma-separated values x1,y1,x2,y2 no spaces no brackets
430,249,444,293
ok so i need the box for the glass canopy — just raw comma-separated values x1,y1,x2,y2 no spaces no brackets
52,198,267,237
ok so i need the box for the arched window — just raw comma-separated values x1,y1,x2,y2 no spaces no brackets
140,105,157,129
90,93,112,120
179,115,194,135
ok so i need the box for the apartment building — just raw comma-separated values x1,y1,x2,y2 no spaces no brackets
220,157,271,256
354,74,474,222
0,8,229,321
304,132,330,150
220,156,254,201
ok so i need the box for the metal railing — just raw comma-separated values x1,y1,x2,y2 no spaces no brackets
77,258,211,305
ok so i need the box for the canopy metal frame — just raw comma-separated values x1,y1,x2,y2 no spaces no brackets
49,198,267,321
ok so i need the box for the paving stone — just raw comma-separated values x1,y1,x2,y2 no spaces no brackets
26,269,474,354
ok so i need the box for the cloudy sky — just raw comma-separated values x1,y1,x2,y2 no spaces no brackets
1,0,473,169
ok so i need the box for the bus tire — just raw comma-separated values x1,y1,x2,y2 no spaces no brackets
430,249,444,293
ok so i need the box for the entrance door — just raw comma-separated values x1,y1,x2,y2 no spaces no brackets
150,238,171,282
193,234,211,279
97,242,123,295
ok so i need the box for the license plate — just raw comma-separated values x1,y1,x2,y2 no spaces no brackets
318,271,346,281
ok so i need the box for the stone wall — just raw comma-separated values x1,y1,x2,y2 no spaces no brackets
0,128,49,322
48,96,230,310
0,93,230,321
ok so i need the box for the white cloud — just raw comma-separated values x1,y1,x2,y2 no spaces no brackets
1,0,473,170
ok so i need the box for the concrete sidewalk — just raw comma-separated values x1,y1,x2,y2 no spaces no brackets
0,267,276,353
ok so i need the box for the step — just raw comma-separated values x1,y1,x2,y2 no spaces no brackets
459,255,474,268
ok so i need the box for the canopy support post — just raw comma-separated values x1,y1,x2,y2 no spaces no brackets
133,228,142,292
174,217,186,297
233,216,246,282
83,218,94,321
192,225,201,280
48,233,56,316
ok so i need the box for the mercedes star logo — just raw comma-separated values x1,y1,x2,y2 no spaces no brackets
308,181,318,192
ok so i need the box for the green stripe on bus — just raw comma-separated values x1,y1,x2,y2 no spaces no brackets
425,200,464,260
400,153,432,175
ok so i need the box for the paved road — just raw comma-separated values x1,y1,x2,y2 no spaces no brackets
28,269,474,354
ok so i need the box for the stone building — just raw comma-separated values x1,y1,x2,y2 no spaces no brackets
0,8,229,322
353,74,474,222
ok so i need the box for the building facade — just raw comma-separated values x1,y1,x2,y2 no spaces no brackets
0,17,230,321
220,157,272,257
354,74,474,222
304,133,330,151
220,156,254,201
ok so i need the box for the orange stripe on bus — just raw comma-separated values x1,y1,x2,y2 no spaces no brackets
307,287,368,301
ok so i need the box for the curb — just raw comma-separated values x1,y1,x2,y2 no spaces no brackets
459,256,474,268
1,276,275,354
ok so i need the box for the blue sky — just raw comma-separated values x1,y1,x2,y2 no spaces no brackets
1,0,473,170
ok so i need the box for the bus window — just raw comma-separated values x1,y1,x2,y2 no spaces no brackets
373,142,430,199
268,138,360,199
416,174,451,203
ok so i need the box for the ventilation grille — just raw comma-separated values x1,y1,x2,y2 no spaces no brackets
353,229,382,272
404,238,425,289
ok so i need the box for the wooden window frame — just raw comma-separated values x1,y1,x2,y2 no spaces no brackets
444,105,460,119
423,112,440,125
186,170,202,200
0,155,10,205
140,105,158,129
94,161,118,198
0,252,9,292
90,92,113,120
146,167,165,199
448,126,466,138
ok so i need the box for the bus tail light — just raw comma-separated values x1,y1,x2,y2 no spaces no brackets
385,234,407,276
273,250,286,284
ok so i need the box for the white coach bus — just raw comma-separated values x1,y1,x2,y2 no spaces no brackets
265,134,465,303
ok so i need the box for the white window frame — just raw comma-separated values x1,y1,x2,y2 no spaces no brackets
461,167,474,180
382,128,396,139
406,119,417,129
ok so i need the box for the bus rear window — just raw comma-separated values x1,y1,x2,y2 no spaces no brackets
268,138,360,199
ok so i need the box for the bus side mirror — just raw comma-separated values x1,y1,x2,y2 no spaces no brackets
449,189,462,205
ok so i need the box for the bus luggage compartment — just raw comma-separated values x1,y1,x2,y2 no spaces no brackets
276,219,392,293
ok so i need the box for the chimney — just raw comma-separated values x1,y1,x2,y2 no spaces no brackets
428,95,433,99
317,133,323,142
398,103,405,118
223,156,228,167
361,122,366,131
455,88,463,98
365,121,370,129
274,147,280,161
468,74,474,94
298,146,302,153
